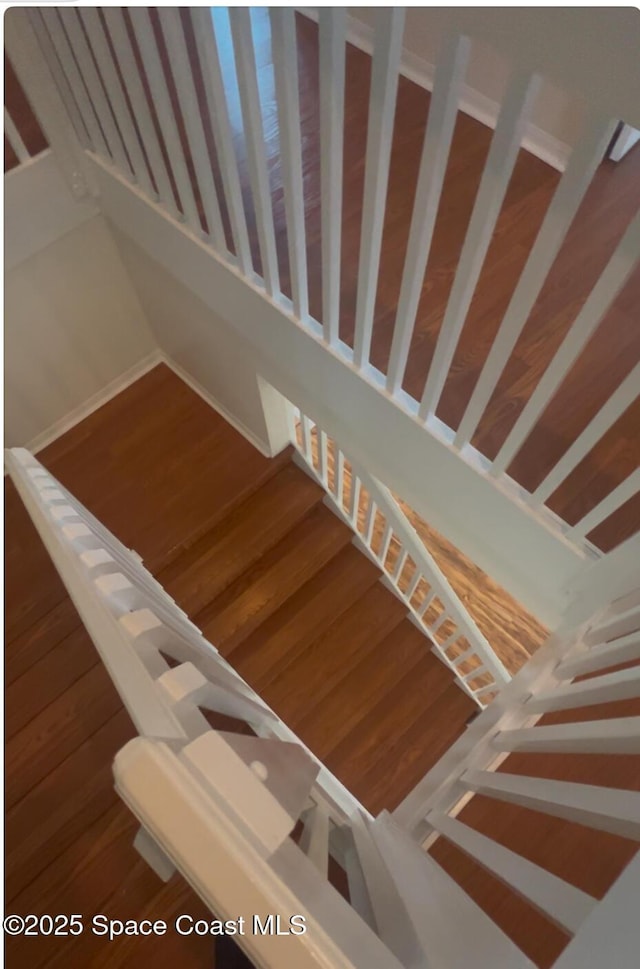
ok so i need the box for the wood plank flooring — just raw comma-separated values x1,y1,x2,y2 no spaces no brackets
5,364,475,968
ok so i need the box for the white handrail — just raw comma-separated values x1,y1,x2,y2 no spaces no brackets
290,409,511,706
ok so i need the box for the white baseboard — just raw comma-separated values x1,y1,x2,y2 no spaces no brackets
25,350,164,456
18,349,275,463
296,7,570,172
158,353,275,459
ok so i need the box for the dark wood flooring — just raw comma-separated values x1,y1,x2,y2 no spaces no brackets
4,364,475,968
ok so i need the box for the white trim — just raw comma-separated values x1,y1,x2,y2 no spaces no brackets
20,348,277,463
25,350,164,456
158,353,275,459
296,8,570,172
608,123,640,162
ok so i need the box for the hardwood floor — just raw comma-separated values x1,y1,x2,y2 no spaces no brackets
5,364,475,968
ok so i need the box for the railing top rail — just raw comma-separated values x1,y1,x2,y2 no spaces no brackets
5,447,189,741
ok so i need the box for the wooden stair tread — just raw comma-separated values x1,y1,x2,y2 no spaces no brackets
194,503,353,651
324,652,457,807
38,365,292,572
263,583,408,730
294,619,435,755
362,683,475,814
230,543,382,686
158,462,324,615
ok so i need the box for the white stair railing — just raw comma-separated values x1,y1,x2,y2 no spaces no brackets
392,560,640,834
5,446,405,969
291,409,511,707
6,448,639,966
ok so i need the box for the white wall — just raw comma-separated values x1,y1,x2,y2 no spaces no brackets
112,230,291,458
342,7,582,170
5,207,156,450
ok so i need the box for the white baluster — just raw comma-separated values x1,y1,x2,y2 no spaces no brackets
454,113,616,448
228,8,279,296
492,210,640,476
493,717,640,756
158,8,227,252
569,468,640,542
102,8,177,216
319,9,346,346
386,34,470,395
129,8,201,231
419,70,539,420
353,9,405,369
80,8,155,196
270,8,309,321
59,9,131,175
533,362,640,503
429,812,595,934
462,769,640,841
190,8,252,273
41,8,110,158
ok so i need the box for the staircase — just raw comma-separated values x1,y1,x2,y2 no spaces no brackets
5,364,473,967
6,363,640,969
4,6,640,968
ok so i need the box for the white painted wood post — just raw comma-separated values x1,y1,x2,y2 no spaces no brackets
419,70,539,420
158,8,227,251
270,8,309,322
353,9,405,369
102,7,178,216
79,8,155,197
59,8,131,176
386,34,470,395
228,8,280,296
319,8,346,347
191,7,252,273
454,113,617,448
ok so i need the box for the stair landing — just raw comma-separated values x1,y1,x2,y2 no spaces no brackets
5,364,474,968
